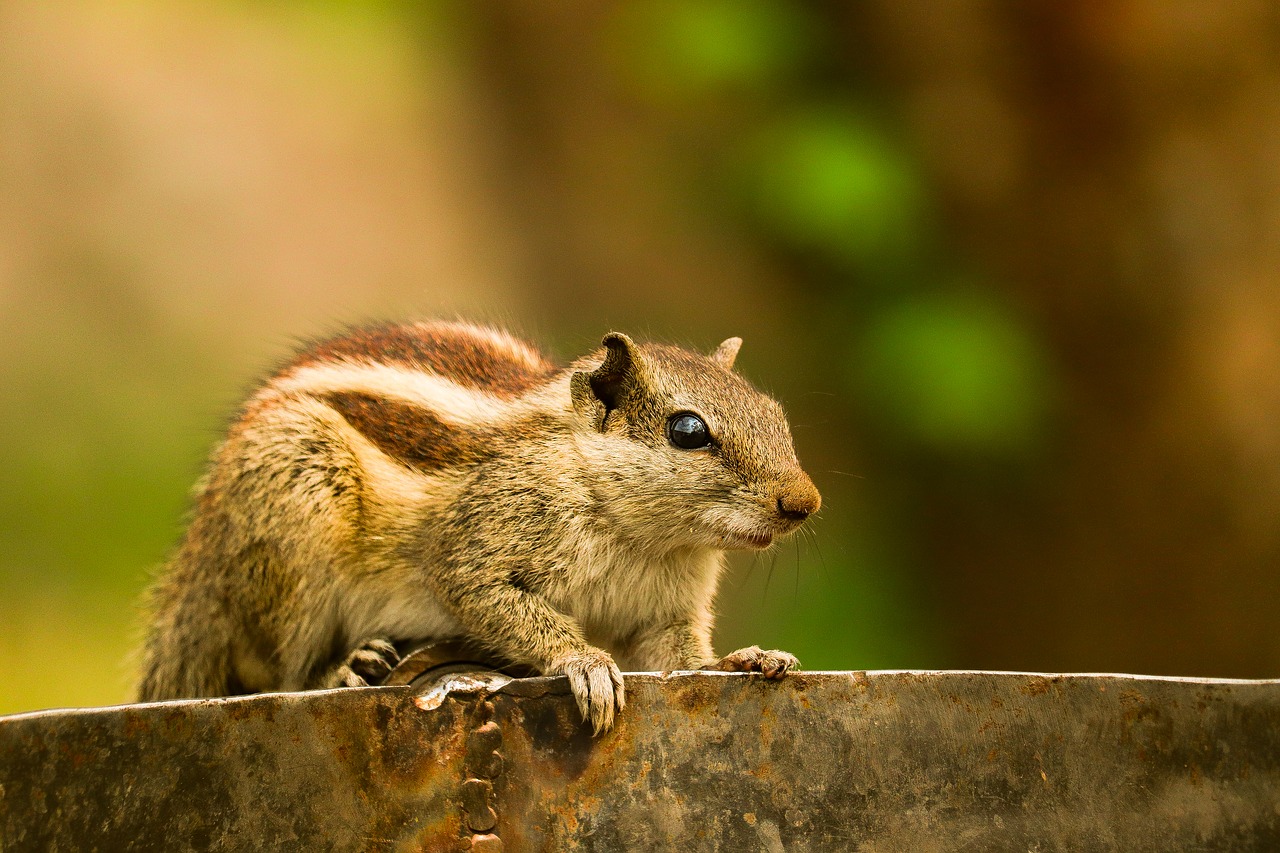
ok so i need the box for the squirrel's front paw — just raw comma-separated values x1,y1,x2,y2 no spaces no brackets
705,645,798,680
552,648,625,735
325,638,401,688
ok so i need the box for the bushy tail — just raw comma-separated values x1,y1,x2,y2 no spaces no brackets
134,567,234,702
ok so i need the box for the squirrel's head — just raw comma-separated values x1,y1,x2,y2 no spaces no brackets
569,332,820,552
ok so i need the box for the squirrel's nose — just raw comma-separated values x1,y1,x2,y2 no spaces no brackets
775,479,820,521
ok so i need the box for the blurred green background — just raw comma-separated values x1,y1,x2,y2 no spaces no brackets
4,1,1280,715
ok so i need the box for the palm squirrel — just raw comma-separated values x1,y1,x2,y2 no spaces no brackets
135,321,821,733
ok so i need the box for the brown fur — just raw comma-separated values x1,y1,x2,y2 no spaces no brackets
321,391,500,472
286,321,555,396
135,321,819,733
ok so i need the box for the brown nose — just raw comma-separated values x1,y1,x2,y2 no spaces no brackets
776,479,821,521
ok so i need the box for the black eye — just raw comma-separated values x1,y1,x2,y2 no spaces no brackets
667,413,711,450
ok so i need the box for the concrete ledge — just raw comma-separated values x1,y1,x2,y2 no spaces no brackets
2,671,1279,851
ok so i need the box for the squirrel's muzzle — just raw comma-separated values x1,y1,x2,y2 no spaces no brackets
774,474,821,524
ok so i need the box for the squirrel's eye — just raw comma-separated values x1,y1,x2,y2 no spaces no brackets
667,413,711,450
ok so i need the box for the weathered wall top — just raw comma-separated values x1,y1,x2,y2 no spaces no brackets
2,670,1279,851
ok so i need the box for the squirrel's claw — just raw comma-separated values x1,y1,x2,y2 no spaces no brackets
705,645,798,680
556,648,625,735
324,638,401,688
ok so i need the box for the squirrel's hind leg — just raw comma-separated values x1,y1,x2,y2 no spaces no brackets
312,638,401,689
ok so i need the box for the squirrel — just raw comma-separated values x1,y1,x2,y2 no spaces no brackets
135,320,821,733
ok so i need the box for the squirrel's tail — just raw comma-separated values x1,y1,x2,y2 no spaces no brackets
134,558,236,702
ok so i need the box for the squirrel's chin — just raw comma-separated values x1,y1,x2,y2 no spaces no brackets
717,531,774,550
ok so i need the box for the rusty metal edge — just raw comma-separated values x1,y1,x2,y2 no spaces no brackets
3,670,1280,851
3,670,1279,721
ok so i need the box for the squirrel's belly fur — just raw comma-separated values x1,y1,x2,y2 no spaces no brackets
136,320,820,732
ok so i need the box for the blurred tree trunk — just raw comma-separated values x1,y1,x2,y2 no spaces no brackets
856,2,1280,676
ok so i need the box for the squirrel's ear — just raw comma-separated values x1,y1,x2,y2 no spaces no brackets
710,337,742,370
571,332,643,422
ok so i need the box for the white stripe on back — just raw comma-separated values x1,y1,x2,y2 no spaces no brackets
269,360,515,427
